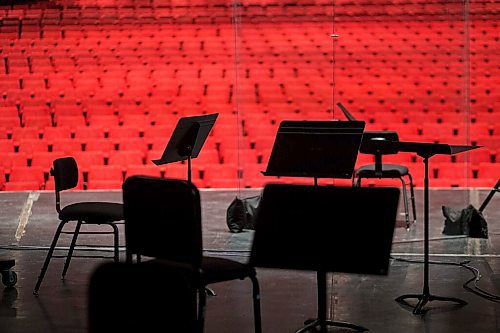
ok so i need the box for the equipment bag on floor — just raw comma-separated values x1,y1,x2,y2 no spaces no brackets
442,204,488,238
226,195,261,233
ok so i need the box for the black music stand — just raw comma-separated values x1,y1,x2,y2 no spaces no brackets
251,184,400,333
152,113,218,183
263,120,366,181
262,120,371,332
361,140,480,314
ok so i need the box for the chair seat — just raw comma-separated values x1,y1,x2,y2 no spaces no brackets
59,202,124,223
201,256,254,284
144,257,253,285
356,163,409,178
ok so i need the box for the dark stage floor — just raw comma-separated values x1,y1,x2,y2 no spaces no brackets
0,186,499,333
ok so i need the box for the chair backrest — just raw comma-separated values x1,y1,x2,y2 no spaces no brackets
88,261,197,333
122,175,203,266
52,156,79,191
360,130,400,155
250,184,400,275
51,156,79,212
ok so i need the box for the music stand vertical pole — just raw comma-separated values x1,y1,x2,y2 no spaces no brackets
423,157,430,297
187,155,192,183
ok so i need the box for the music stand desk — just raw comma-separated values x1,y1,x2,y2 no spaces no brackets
251,184,400,333
263,120,365,180
152,113,218,182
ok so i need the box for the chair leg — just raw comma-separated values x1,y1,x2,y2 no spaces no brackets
249,274,262,333
399,177,410,229
355,176,361,187
33,220,67,295
408,173,417,223
62,220,83,279
197,287,207,333
109,223,120,263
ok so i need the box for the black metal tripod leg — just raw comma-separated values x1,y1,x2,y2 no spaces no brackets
327,320,369,332
296,319,369,333
295,319,320,333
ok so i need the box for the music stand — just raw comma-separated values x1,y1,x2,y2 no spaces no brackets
262,120,371,331
152,113,218,183
263,120,366,181
250,184,400,333
362,139,480,314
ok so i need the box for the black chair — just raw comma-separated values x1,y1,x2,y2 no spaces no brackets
354,131,417,229
33,156,124,295
250,183,400,333
88,260,197,333
122,175,262,333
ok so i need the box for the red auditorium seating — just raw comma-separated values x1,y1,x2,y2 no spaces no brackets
0,0,497,191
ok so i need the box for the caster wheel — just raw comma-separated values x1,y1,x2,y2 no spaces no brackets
2,270,18,287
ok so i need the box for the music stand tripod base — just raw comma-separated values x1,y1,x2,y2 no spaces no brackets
297,318,369,333
395,293,467,315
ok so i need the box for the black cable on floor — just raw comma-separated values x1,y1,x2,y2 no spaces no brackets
391,255,500,303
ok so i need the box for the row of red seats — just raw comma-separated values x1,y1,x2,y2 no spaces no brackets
2,160,499,191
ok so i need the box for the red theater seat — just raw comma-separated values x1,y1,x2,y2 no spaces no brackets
5,166,45,191
432,162,472,187
108,150,145,169
476,162,500,183
242,163,273,188
54,115,87,127
73,151,105,172
0,152,28,170
43,126,73,141
86,114,121,127
125,164,162,178
74,126,106,140
84,138,116,154
86,165,124,190
16,139,49,155
50,139,82,154
31,151,68,173
11,127,41,141
202,164,240,189
0,139,15,153
107,126,142,140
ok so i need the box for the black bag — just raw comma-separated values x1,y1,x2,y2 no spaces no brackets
226,195,261,233
442,204,488,239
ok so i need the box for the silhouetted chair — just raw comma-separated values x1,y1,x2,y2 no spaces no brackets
122,175,262,333
88,260,197,333
250,184,400,333
33,156,124,295
354,131,417,229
